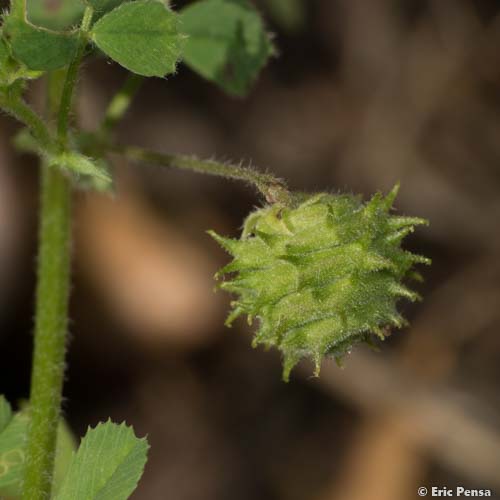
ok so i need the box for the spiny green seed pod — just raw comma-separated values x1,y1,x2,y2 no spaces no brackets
209,185,430,381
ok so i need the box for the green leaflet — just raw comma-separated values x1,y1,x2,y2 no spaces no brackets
0,403,146,499
3,8,79,71
54,421,149,500
180,0,274,96
91,0,183,77
211,186,431,380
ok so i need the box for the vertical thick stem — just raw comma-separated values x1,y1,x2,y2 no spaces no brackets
22,164,71,500
22,8,92,497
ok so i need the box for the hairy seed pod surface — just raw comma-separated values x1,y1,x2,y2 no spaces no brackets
210,185,430,380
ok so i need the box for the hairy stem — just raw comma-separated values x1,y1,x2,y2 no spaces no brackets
22,161,71,500
57,6,93,147
110,144,290,204
22,10,92,497
100,74,143,137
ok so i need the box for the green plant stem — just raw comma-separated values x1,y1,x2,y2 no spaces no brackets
22,10,93,498
110,144,291,204
100,74,144,137
57,6,94,147
22,162,71,500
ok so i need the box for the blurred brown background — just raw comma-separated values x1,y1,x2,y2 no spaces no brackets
1,0,500,499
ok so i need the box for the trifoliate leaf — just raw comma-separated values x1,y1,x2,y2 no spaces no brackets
210,186,430,380
180,0,274,96
0,409,77,498
55,421,149,500
27,0,85,31
3,11,79,70
0,396,12,433
91,0,183,77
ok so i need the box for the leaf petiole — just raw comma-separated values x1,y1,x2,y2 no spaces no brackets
109,143,291,204
57,6,94,147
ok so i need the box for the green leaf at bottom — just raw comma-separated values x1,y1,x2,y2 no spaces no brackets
0,407,76,499
55,421,149,500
